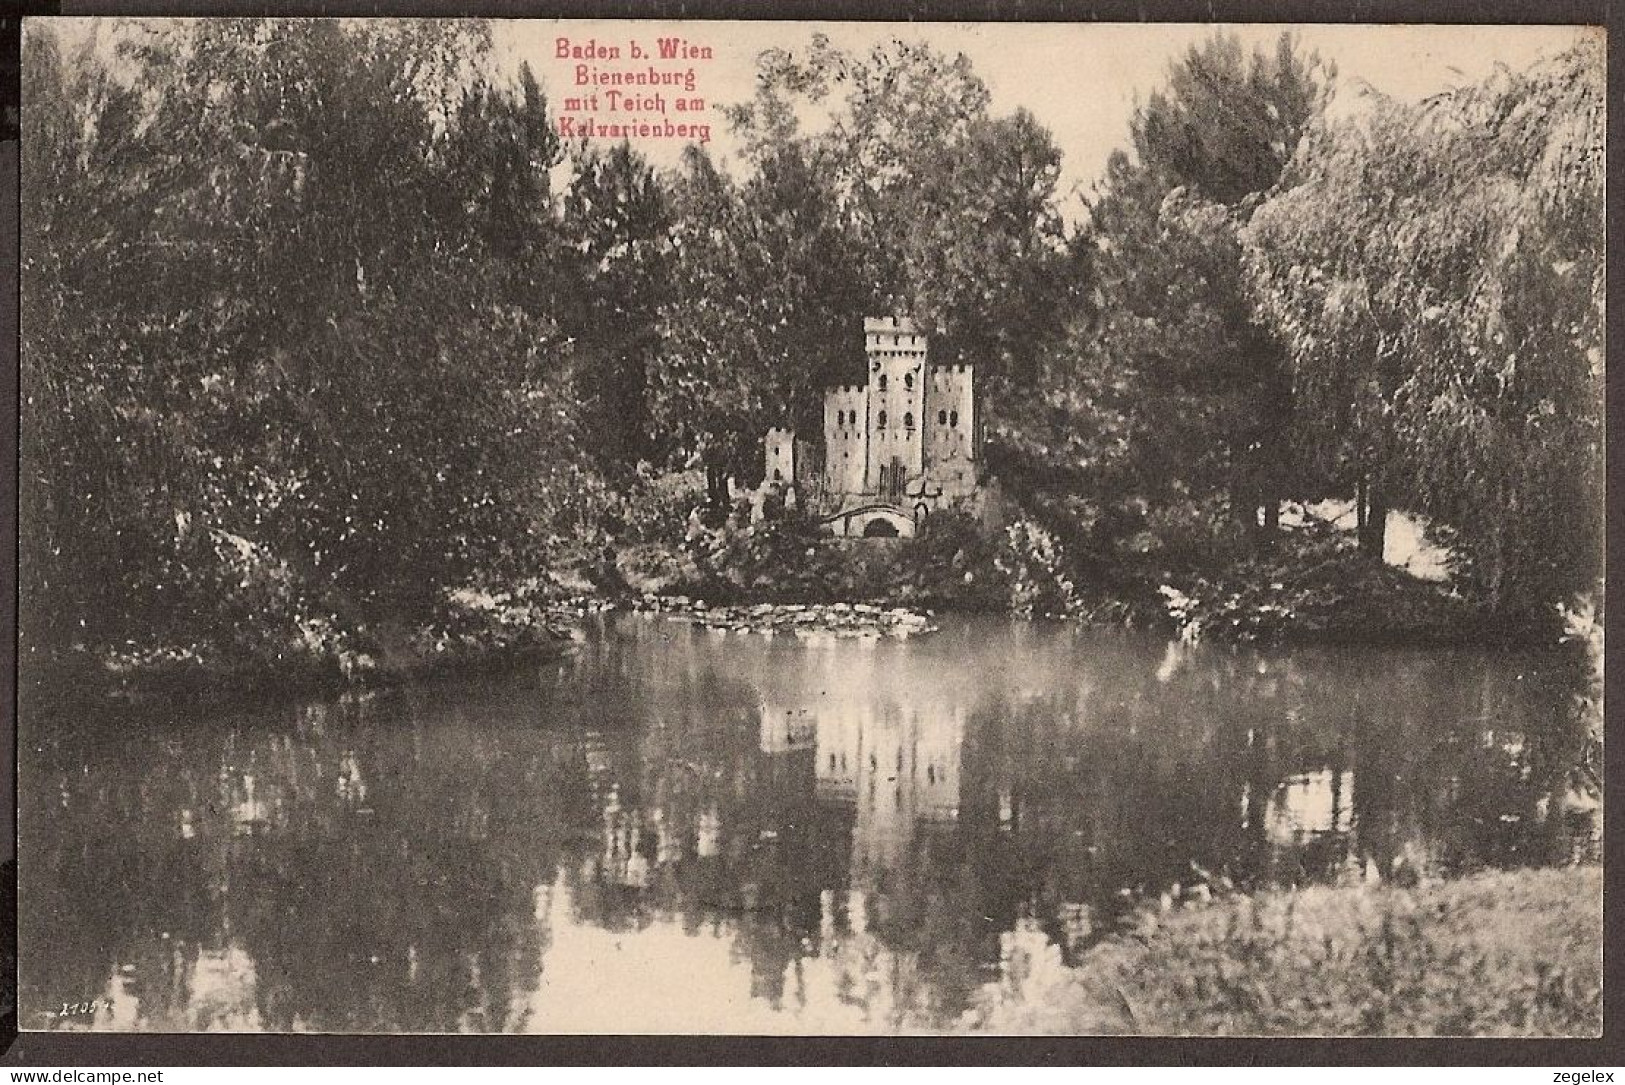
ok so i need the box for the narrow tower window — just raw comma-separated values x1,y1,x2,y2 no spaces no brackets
877,410,888,428
938,410,948,425
904,373,914,390
904,412,914,430
879,375,888,392
949,410,959,428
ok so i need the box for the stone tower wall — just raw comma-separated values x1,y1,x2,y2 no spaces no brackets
823,385,868,495
764,426,796,486
863,317,927,495
924,364,978,500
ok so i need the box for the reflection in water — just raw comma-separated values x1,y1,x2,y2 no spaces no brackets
21,615,1598,1033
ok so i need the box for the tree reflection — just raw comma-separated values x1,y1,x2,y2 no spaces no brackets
21,616,1598,1033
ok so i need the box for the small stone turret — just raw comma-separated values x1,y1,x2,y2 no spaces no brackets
764,427,796,485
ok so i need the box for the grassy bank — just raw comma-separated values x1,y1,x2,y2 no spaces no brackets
963,865,1602,1037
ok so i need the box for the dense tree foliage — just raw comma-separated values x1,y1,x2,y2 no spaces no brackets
721,35,1080,399
1135,33,1330,206
19,20,1605,678
650,139,872,504
22,20,584,663
1244,37,1604,617
1008,33,1330,570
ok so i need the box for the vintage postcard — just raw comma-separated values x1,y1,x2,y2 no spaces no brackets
15,16,1604,1036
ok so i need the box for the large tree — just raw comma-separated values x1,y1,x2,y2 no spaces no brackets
1244,37,1604,616
441,60,567,293
650,140,872,505
560,140,673,472
1056,32,1331,551
1134,32,1331,206
21,24,170,650
725,35,1078,401
21,19,585,658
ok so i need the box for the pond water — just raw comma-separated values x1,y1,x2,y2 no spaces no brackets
20,614,1599,1033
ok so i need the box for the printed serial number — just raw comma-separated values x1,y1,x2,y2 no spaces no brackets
56,999,113,1016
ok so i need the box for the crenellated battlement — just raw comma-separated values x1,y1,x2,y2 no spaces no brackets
763,315,982,535
865,315,927,354
863,315,918,335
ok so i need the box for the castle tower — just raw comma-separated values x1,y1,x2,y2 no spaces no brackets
924,364,978,500
863,316,927,497
823,384,869,496
764,427,796,485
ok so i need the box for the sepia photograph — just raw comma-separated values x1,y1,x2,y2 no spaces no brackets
14,13,1605,1038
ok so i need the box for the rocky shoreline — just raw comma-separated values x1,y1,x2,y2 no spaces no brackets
631,594,937,639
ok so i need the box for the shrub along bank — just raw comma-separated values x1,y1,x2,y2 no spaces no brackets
962,864,1603,1037
34,481,1568,710
640,503,1495,647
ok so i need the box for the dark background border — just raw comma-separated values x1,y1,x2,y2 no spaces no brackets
0,0,1618,1066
